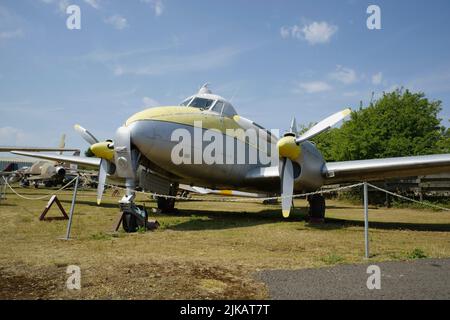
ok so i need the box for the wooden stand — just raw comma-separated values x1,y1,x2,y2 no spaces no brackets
113,212,125,232
40,195,69,221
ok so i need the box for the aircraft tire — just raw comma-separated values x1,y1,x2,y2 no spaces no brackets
308,194,325,220
122,212,139,233
157,196,175,213
157,184,178,213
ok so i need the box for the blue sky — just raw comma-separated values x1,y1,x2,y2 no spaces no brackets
1,0,450,151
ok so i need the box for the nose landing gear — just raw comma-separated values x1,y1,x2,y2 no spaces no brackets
118,194,160,233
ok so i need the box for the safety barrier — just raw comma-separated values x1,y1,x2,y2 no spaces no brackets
2,176,449,257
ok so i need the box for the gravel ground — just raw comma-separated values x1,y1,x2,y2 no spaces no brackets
257,258,450,300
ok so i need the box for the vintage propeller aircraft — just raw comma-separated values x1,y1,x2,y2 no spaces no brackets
1,135,80,187
11,84,450,232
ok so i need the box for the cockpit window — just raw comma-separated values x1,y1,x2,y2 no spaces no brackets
180,98,192,106
222,103,237,117
189,97,215,109
210,101,224,113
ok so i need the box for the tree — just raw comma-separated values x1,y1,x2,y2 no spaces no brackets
309,89,449,161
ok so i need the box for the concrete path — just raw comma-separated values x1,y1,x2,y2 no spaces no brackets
257,258,450,300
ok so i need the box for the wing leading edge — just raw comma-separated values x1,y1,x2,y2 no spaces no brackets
323,154,450,184
10,151,101,168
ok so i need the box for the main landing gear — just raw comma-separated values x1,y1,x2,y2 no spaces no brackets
156,184,178,213
307,194,326,222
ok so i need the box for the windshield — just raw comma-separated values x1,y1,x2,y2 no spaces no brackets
180,98,192,106
189,97,215,109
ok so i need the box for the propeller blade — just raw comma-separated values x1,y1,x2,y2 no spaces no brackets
97,160,107,205
74,124,99,145
280,158,294,218
290,117,298,134
295,108,351,144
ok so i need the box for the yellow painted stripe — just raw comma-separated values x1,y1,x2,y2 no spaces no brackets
126,106,275,151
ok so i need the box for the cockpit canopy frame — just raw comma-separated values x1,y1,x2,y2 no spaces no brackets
180,92,237,118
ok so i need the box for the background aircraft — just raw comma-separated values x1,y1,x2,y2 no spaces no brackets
11,85,450,232
1,135,80,187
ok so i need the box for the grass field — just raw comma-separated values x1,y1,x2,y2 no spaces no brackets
1,185,450,299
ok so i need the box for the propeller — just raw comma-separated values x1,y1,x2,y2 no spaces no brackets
96,160,108,205
277,109,351,218
74,124,99,145
279,158,294,218
296,108,351,144
74,124,111,205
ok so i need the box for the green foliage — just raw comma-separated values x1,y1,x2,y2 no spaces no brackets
90,232,112,240
309,89,449,161
407,248,428,259
136,225,147,234
321,253,344,265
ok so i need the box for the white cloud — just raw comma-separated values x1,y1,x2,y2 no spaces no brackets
0,29,23,40
281,21,338,45
280,26,290,39
295,81,333,94
329,65,358,84
40,0,100,12
141,0,164,16
39,0,70,14
104,15,128,30
142,97,159,107
83,0,100,9
372,72,383,85
302,22,338,44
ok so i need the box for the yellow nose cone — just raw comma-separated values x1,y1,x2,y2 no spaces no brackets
90,142,114,162
277,136,301,160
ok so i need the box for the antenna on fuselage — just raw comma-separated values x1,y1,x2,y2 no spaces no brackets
198,83,212,94
229,86,241,103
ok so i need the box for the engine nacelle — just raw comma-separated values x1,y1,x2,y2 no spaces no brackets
55,166,66,177
293,141,326,191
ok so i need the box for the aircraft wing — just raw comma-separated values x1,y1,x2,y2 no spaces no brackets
10,151,101,168
26,175,46,181
323,154,450,184
0,147,79,152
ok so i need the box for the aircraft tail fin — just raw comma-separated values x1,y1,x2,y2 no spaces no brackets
71,150,80,171
58,134,66,155
2,162,18,172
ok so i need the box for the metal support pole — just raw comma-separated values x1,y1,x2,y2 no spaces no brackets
0,178,6,202
65,176,79,240
363,182,369,259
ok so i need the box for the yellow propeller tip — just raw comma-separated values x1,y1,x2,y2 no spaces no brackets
282,210,290,218
97,199,101,205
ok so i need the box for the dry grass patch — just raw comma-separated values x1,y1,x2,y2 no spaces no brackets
0,186,449,299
